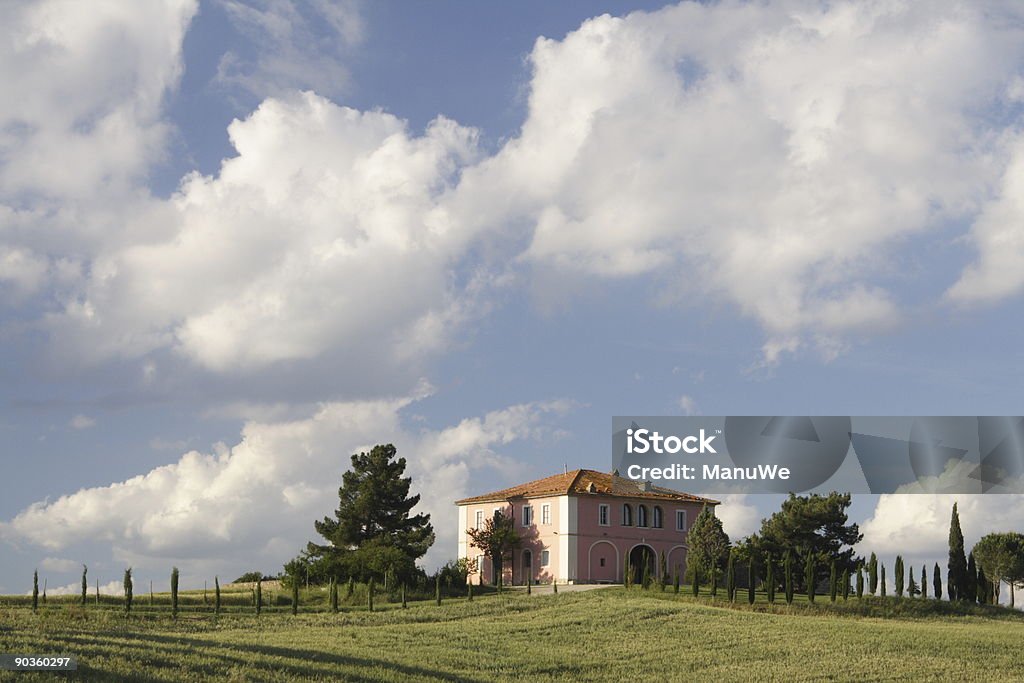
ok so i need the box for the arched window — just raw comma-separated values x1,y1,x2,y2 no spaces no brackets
638,505,648,528
653,506,663,529
622,503,633,526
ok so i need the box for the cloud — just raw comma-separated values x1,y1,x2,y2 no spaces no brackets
39,557,80,573
42,579,120,597
450,0,1024,361
69,415,95,429
217,0,363,100
1,391,574,576
677,395,699,416
713,493,760,540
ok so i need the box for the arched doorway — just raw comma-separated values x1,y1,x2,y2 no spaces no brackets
627,544,656,584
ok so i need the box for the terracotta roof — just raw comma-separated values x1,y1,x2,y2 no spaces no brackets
454,469,719,505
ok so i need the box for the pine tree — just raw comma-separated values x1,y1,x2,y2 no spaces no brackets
123,568,133,615
920,566,927,599
171,567,180,618
368,578,375,612
829,560,838,602
868,552,878,595
948,502,967,601
805,552,816,603
215,576,222,615
726,551,736,602
880,564,886,597
856,563,864,598
842,568,850,600
966,552,978,605
784,550,794,604
81,565,88,607
894,555,904,597
747,556,755,604
32,570,39,613
766,553,776,604
933,563,942,600
292,580,299,615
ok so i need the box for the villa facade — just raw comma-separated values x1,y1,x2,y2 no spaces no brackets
455,469,719,585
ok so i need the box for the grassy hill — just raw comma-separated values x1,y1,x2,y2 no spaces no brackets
1,587,1022,681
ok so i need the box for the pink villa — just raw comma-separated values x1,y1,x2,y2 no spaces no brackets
455,469,719,585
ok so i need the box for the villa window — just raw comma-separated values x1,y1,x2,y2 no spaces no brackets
599,503,609,526
541,550,550,566
638,505,648,528
522,505,533,526
542,503,551,525
676,510,687,532
475,510,483,529
653,506,663,529
622,503,633,526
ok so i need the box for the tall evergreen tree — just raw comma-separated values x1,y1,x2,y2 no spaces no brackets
171,567,180,618
368,577,375,612
81,565,88,607
691,566,699,597
948,502,967,601
856,563,864,598
765,552,775,604
674,569,680,594
256,578,262,615
895,556,904,597
933,563,942,600
215,576,222,615
308,444,434,583
868,552,878,595
123,568,133,615
784,550,794,604
686,505,731,584
908,570,918,598
842,568,850,600
966,552,978,604
805,552,816,602
829,560,838,602
920,566,927,599
32,570,39,613
880,563,886,597
710,564,718,597
292,579,299,615
976,567,989,604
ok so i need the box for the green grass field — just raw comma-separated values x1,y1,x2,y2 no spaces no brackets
2,586,1023,681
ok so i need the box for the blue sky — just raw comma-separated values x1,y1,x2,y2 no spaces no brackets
2,0,1024,598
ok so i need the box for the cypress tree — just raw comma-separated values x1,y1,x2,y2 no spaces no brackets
673,569,680,594
856,564,863,598
805,553,816,603
292,580,299,615
766,553,775,604
784,550,794,604
933,563,942,600
123,568,133,615
920,566,927,599
81,565,88,606
710,566,718,597
435,575,442,606
829,560,838,602
256,578,262,615
880,564,886,597
95,578,99,605
215,576,221,615
976,567,988,604
842,568,850,601
171,567,180,618
331,578,339,612
32,570,39,613
401,581,408,608
895,556,904,597
908,571,918,598
641,550,651,590
368,578,375,612
868,552,878,595
692,566,699,597
660,551,669,591
526,577,532,595
150,580,153,606
346,576,354,598
966,552,978,604
948,502,967,601
726,551,736,602
747,556,755,604
553,579,557,594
